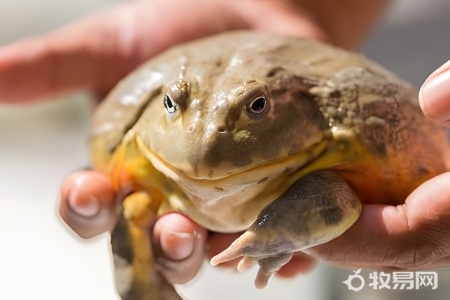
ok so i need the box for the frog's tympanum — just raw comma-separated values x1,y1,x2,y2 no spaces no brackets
88,31,449,299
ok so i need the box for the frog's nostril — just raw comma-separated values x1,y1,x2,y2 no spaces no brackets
217,126,226,133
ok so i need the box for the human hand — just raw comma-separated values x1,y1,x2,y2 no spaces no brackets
0,0,389,103
0,0,327,103
59,171,209,284
3,0,389,285
300,173,450,270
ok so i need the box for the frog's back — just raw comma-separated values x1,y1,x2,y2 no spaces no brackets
303,57,450,203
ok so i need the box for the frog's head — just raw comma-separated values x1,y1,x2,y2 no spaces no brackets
135,62,329,180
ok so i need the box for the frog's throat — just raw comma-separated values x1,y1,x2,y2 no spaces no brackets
132,129,365,187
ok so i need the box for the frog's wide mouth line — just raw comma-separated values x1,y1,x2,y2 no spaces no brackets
135,135,329,185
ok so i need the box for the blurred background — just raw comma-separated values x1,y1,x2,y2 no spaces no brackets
1,0,450,299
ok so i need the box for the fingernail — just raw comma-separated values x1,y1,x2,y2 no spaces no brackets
419,70,450,123
68,189,100,218
161,232,196,261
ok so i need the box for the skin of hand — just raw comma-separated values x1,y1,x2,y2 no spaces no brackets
0,0,388,103
2,0,390,284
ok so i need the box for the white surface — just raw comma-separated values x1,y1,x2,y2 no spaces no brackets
0,97,118,300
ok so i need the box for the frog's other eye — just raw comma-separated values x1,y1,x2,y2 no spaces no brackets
245,96,268,115
164,93,178,114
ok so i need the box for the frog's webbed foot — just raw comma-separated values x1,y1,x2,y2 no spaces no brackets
211,170,361,288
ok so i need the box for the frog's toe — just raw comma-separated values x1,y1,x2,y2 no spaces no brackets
210,231,255,267
254,253,294,288
211,231,294,288
237,255,259,272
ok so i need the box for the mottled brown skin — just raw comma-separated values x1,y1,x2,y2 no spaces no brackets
308,65,449,204
89,31,449,299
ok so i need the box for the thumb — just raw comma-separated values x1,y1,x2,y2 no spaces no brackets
419,60,450,126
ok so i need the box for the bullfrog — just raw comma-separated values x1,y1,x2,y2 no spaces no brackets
88,31,449,299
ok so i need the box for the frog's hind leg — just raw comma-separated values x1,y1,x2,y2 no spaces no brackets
112,192,183,300
211,170,361,288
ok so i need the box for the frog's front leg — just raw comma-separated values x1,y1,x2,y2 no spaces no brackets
211,170,362,288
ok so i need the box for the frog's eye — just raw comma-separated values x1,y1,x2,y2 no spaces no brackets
245,96,268,115
164,93,178,114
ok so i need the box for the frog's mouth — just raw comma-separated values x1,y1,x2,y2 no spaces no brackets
134,135,337,204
